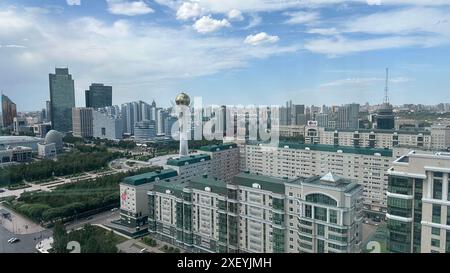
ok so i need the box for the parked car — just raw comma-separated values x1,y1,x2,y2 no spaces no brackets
8,237,20,244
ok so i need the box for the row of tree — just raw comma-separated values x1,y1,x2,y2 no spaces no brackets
0,149,121,186
5,167,162,224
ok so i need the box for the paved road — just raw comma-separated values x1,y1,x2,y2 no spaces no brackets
0,224,52,253
66,210,120,231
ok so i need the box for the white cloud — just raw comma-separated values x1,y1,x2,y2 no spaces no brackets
303,7,450,56
67,0,81,5
176,2,202,20
0,7,297,108
0,44,27,49
106,0,154,16
244,13,262,29
342,7,450,35
244,32,279,46
304,36,430,56
307,28,340,35
284,11,319,25
227,9,244,22
193,16,231,33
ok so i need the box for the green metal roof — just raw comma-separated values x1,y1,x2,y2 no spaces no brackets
152,180,186,198
198,143,238,153
166,154,211,167
248,141,393,157
232,172,290,194
122,169,178,186
273,142,393,157
189,175,228,195
323,127,431,135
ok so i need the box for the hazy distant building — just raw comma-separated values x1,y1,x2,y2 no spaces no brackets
164,116,178,138
376,103,395,130
72,107,94,138
85,83,112,109
157,108,168,135
0,146,33,166
13,117,29,135
336,104,359,129
134,120,157,142
49,68,75,132
1,94,17,129
44,130,64,153
93,110,124,140
0,136,42,151
37,142,57,159
376,68,395,130
33,123,52,138
46,100,51,123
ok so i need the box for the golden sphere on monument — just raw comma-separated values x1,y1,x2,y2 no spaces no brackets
175,92,191,106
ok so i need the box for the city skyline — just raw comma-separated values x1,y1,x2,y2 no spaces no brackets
1,1,450,111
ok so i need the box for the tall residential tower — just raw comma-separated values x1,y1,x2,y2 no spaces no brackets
49,68,75,133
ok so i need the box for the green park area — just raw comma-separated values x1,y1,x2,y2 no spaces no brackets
0,145,122,187
52,223,127,253
2,167,161,225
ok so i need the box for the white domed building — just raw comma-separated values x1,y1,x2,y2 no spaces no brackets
44,130,63,153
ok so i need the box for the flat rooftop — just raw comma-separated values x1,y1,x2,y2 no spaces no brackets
323,127,431,135
122,169,178,186
249,141,393,157
198,143,238,153
302,173,361,193
232,172,292,194
189,175,228,195
166,154,211,167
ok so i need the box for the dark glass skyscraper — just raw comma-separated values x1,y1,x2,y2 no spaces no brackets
49,68,75,132
85,83,112,109
1,94,17,129
376,103,395,130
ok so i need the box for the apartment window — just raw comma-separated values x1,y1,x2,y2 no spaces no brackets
431,239,440,248
448,182,450,201
432,204,441,224
317,224,325,237
329,210,338,224
433,179,443,200
314,207,327,222
432,227,440,236
305,205,312,218
447,207,450,226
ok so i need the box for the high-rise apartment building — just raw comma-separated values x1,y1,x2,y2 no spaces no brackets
243,142,393,216
134,120,157,142
92,109,124,140
72,107,94,138
85,83,112,109
291,173,363,253
387,150,450,253
1,94,17,129
318,127,432,149
146,171,362,253
336,104,359,129
49,68,75,132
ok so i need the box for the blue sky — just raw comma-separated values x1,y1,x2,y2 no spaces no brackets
1,0,450,111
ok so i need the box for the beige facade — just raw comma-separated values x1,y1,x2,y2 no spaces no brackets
243,143,392,214
387,151,450,253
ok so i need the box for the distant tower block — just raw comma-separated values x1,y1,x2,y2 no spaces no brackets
175,92,191,157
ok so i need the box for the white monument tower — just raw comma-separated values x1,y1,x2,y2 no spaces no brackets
175,92,191,157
